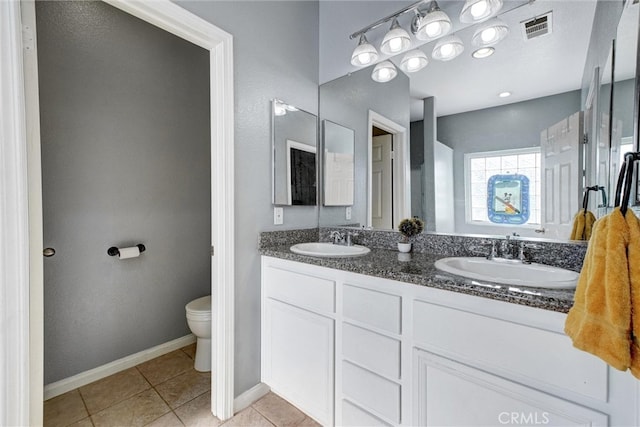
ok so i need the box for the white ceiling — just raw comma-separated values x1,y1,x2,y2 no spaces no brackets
319,0,599,120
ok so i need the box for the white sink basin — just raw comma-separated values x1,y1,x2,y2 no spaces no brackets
434,257,579,289
290,242,370,258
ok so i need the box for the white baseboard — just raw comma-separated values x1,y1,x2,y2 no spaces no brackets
233,382,271,413
44,334,196,400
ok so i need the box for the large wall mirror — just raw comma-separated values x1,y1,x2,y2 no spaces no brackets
272,99,318,206
318,0,636,243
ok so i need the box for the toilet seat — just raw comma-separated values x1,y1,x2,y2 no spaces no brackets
186,295,211,318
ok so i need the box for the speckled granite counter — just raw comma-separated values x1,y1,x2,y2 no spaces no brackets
259,228,581,313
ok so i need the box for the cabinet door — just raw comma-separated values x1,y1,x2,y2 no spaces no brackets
263,298,334,426
413,349,608,427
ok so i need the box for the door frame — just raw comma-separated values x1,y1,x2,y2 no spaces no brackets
2,0,235,424
367,110,410,229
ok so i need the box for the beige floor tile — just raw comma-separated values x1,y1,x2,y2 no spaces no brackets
44,389,89,427
155,369,211,409
181,343,196,360
221,407,274,427
80,368,150,414
294,416,321,427
91,388,170,427
145,411,184,427
174,391,221,427
137,350,194,385
252,393,306,427
68,417,94,427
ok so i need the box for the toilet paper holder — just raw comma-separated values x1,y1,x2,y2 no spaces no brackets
108,244,146,257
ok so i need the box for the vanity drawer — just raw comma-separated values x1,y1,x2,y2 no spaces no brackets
342,361,401,424
342,322,401,380
343,284,401,334
263,265,335,314
412,300,608,402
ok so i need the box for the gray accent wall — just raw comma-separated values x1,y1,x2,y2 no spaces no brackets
318,66,410,228
436,90,581,236
37,1,211,383
176,1,320,397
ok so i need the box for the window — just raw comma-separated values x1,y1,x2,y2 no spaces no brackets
465,147,541,226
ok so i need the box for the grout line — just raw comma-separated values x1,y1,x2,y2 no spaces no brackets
76,388,94,425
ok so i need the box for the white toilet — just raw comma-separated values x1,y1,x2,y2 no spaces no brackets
185,295,212,372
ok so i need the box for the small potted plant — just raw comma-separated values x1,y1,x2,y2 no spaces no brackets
397,217,424,253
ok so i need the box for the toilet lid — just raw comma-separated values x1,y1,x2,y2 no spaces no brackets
186,295,211,314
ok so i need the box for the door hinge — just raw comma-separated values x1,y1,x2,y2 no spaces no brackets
22,25,35,52
211,246,215,257
390,150,395,160
583,134,588,144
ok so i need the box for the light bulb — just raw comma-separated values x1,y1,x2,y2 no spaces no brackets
388,37,403,53
425,21,442,37
379,68,390,79
481,27,497,43
440,43,454,58
358,52,372,64
470,0,489,18
407,57,422,71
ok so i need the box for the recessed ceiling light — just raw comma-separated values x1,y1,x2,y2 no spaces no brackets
498,91,512,98
472,47,495,58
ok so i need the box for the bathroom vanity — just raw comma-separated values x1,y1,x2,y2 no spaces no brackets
260,246,640,426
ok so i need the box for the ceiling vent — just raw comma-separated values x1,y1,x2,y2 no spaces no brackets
520,11,553,41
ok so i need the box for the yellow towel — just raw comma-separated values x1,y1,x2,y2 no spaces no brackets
627,210,640,379
564,207,632,371
569,209,596,240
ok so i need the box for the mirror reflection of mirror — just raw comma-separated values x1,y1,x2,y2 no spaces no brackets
323,120,355,206
272,99,318,206
318,0,634,242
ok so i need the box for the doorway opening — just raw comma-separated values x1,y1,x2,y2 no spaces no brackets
367,111,410,230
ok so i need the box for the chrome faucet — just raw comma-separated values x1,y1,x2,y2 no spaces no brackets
500,235,515,259
518,242,542,264
346,231,359,246
486,241,498,260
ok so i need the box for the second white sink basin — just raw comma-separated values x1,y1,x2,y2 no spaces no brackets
434,257,579,289
290,242,370,258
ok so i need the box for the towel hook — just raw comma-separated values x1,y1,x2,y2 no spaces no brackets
616,152,640,215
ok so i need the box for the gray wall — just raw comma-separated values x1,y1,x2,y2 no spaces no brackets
37,1,211,383
177,1,319,397
436,90,581,236
410,120,424,219
318,66,410,228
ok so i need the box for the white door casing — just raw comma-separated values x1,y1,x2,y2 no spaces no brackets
372,134,393,230
367,111,410,230
8,0,235,423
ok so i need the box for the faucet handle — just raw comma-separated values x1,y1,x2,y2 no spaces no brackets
518,242,542,263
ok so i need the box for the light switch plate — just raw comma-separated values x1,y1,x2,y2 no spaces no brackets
346,207,352,220
274,207,284,225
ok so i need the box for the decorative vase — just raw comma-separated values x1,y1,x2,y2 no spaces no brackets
397,242,412,253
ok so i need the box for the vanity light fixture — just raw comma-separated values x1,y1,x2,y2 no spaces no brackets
459,0,504,24
380,17,412,55
413,1,452,42
472,46,495,58
472,18,510,47
400,49,429,72
371,60,398,82
432,35,464,61
350,33,379,66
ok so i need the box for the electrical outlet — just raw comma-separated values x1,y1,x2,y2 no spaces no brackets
274,207,284,225
346,207,352,220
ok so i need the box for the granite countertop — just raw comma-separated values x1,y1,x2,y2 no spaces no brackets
260,245,575,313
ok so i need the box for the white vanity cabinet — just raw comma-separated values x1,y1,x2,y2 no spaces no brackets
261,256,640,426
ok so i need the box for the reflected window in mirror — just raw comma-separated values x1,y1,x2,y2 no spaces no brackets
323,120,355,206
272,99,318,206
466,148,541,226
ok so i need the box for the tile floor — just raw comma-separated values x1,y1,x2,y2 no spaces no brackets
44,343,320,427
